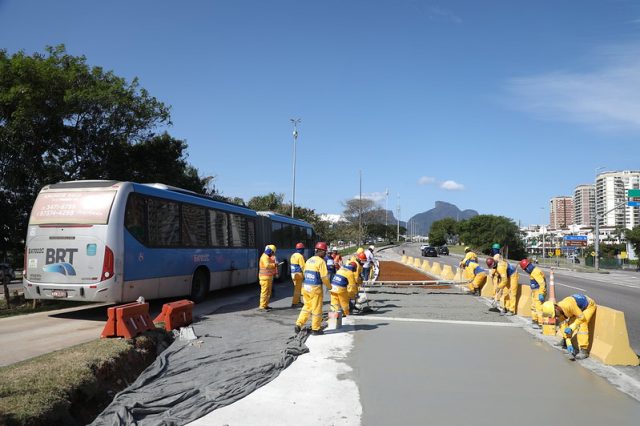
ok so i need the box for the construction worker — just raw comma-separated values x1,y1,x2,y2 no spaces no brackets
331,247,343,270
460,247,478,280
348,251,366,300
289,242,306,307
362,245,375,282
466,259,487,296
491,243,501,256
459,246,478,268
295,242,332,335
330,262,357,316
519,258,547,329
542,294,597,360
258,245,277,311
486,255,518,316
326,251,336,282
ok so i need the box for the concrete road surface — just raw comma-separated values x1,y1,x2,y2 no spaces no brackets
190,308,640,426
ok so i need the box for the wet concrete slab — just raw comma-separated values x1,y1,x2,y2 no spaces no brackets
351,319,640,426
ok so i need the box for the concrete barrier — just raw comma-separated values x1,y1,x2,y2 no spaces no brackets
414,257,422,268
401,255,407,264
590,306,639,366
430,262,442,277
480,274,495,297
407,256,413,265
421,260,431,271
441,264,454,280
516,284,532,317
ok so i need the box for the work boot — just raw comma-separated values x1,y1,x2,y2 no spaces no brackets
291,303,303,308
531,320,541,329
294,325,301,333
311,329,324,336
505,311,515,316
575,349,589,360
498,308,506,316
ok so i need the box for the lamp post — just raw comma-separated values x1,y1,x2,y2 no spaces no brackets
385,188,389,240
540,207,546,260
290,118,301,218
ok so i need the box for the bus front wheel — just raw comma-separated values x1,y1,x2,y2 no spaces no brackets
191,269,210,303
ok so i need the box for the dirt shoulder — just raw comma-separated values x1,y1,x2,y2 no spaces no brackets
0,329,172,426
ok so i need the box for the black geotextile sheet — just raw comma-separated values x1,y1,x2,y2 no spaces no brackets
91,292,310,426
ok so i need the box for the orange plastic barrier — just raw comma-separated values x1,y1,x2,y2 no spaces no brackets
153,299,194,331
101,301,155,339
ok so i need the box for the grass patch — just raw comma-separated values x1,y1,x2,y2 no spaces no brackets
448,245,466,255
0,329,171,425
0,294,86,319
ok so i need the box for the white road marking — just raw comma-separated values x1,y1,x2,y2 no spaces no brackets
556,283,587,291
355,315,520,327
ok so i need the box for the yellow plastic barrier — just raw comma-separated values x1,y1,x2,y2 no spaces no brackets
480,274,495,297
441,264,454,280
516,285,531,317
407,256,413,265
463,266,473,280
414,257,422,268
453,267,462,281
401,255,407,264
421,260,431,271
590,306,639,366
430,262,442,277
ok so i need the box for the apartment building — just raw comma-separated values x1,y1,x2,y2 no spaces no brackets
573,184,595,227
596,170,640,228
549,196,574,229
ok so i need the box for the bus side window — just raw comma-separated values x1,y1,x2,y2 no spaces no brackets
125,194,147,243
209,209,229,247
182,204,207,247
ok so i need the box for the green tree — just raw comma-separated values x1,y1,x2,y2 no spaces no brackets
626,226,640,261
0,45,205,260
457,215,526,259
247,193,285,212
428,217,458,246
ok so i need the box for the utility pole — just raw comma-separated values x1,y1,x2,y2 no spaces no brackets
396,194,400,242
290,118,301,218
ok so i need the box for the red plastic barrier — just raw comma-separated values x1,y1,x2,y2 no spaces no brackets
153,299,194,331
101,301,155,339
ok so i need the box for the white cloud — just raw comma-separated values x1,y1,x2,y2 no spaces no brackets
505,43,640,131
418,176,436,185
428,6,462,24
440,180,465,191
353,192,388,202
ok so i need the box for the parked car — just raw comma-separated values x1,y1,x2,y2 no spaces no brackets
421,246,438,257
0,263,15,281
438,246,449,255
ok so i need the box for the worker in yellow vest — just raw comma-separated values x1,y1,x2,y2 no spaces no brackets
486,255,518,316
466,260,487,296
330,262,358,316
542,295,597,360
289,242,306,307
295,242,331,335
520,258,547,329
258,245,277,312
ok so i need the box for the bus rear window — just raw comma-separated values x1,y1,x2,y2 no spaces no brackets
30,191,117,225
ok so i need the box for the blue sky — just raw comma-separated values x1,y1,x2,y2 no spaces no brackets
2,0,640,227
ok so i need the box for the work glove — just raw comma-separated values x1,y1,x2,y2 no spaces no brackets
566,345,575,356
538,294,545,302
564,327,573,337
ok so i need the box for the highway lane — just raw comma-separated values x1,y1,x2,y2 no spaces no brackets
393,243,640,354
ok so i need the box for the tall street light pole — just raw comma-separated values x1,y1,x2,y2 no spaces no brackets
540,207,546,260
594,166,605,270
290,118,301,218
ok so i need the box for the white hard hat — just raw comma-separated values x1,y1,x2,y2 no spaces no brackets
368,245,375,251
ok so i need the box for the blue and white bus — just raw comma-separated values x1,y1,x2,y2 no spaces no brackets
23,180,316,303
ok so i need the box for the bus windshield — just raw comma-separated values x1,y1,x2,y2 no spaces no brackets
29,190,117,225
